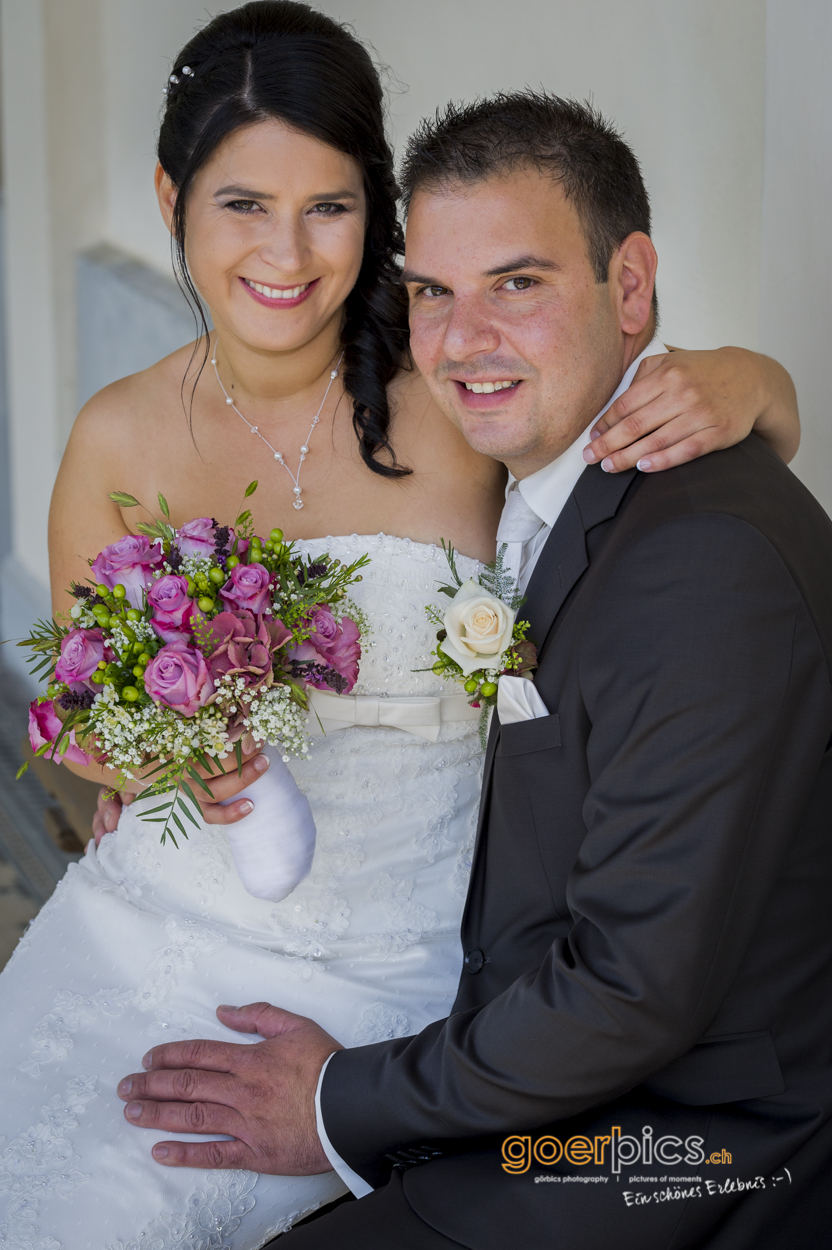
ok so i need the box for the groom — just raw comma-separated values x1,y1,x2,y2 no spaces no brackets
118,94,832,1247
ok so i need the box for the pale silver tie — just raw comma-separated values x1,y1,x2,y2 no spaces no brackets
496,486,544,591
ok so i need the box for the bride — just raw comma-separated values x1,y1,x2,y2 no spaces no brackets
0,3,800,1248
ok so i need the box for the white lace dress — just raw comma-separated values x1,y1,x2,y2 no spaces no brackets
0,536,484,1250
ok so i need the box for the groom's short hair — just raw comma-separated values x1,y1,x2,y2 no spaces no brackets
400,91,652,290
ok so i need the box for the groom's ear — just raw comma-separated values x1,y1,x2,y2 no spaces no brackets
610,231,658,337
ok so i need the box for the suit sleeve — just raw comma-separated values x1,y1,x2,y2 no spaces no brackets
321,512,832,1184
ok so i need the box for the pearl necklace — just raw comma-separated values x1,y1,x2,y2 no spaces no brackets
211,348,344,510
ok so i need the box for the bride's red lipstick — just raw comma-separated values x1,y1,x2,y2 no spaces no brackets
239,276,319,309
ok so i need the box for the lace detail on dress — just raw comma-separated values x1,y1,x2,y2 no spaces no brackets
370,871,440,958
21,917,226,1074
133,916,227,1013
106,1171,257,1250
0,1075,97,1250
353,1003,410,1046
21,990,129,1078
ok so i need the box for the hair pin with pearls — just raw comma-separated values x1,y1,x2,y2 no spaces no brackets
167,65,195,87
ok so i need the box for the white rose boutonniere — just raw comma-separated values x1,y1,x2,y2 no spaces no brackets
420,542,538,745
441,580,516,675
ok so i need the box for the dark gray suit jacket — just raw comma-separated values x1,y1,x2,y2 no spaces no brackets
322,435,832,1249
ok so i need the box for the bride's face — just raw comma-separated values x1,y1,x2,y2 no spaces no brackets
159,120,366,355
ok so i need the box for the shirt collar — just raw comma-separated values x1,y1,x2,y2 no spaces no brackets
509,336,669,528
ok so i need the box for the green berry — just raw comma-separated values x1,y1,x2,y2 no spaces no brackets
126,609,142,622
121,686,139,702
480,681,498,698
96,584,110,596
185,576,196,596
138,653,151,666
464,677,479,694
197,596,215,613
112,583,126,600
269,528,284,544
132,665,145,678
209,566,225,585
90,670,105,684
226,555,240,570
432,660,446,676
97,660,107,670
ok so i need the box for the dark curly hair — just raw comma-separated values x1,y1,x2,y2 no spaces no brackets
158,0,410,477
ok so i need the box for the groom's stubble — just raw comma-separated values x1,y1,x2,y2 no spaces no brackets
403,165,656,479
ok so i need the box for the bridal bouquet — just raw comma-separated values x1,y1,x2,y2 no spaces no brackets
427,542,537,744
17,483,368,898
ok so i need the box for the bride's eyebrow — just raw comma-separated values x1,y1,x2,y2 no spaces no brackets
215,184,275,199
214,185,360,201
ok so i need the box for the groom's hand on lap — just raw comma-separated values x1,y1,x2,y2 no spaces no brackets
117,1002,341,1173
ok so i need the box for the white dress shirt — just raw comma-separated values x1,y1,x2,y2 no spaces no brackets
500,336,668,592
314,335,668,1197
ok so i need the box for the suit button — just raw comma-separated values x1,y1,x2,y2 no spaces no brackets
464,948,485,974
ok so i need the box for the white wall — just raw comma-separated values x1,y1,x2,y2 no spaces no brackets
760,0,832,516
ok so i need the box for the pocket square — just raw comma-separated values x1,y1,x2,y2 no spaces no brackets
497,674,549,725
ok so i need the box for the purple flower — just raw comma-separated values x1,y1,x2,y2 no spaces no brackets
143,643,214,717
218,562,272,616
147,575,197,644
91,535,163,608
204,610,291,689
287,607,360,693
28,700,92,766
54,628,105,688
177,517,216,558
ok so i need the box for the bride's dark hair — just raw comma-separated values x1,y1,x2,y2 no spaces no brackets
157,0,410,478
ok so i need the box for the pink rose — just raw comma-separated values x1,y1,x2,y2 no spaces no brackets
176,517,216,558
54,628,105,688
218,562,272,615
28,700,93,766
143,643,214,717
204,610,291,688
148,575,197,643
91,535,163,608
287,607,361,693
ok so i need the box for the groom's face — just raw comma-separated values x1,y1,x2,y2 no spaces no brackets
403,166,652,477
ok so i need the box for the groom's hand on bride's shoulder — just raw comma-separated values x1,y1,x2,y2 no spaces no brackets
117,1002,342,1174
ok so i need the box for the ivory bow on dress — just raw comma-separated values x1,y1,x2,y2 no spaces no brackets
307,688,480,742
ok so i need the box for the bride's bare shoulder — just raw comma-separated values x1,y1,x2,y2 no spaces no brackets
388,367,505,490
69,341,201,456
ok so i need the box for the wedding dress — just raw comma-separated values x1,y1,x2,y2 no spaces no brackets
0,535,484,1250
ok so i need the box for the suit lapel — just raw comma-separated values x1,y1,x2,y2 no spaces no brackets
523,464,638,661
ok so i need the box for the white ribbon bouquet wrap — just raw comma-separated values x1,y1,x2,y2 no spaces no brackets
220,744,316,902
